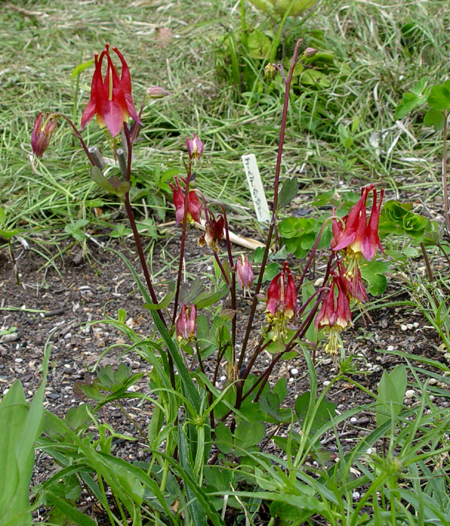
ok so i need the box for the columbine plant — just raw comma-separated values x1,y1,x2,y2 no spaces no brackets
31,41,386,524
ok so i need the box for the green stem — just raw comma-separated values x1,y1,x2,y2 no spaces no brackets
443,109,449,231
237,39,303,371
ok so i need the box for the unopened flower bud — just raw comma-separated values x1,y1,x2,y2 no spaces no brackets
264,63,278,81
31,112,57,158
186,134,204,161
176,303,197,342
236,254,254,292
303,47,318,58
147,86,170,99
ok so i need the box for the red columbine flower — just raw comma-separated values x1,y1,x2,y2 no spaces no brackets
198,213,224,252
80,45,142,138
186,134,204,161
266,262,298,339
31,112,58,158
332,186,384,262
315,275,352,356
236,254,254,293
176,303,197,342
170,177,202,225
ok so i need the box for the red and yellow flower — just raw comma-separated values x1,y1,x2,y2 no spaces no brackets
80,45,142,137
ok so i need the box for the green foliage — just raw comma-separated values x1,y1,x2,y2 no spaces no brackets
375,365,407,428
0,347,49,526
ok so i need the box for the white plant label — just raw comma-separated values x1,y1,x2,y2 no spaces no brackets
241,153,271,223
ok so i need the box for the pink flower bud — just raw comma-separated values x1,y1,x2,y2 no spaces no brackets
147,86,169,99
236,254,254,291
186,134,204,161
31,112,58,158
176,303,197,341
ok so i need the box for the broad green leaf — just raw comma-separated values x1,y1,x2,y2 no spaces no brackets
424,108,445,131
360,259,389,296
376,365,407,427
247,29,272,59
427,84,450,112
394,92,425,119
278,178,297,209
234,421,265,450
215,422,233,454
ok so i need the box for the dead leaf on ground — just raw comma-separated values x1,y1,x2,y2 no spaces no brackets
156,27,173,47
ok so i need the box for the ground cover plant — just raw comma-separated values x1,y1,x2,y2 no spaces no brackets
2,0,450,525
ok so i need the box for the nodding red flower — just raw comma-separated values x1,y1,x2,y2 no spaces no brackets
176,303,197,342
80,45,142,137
186,134,204,161
266,262,298,321
169,177,201,225
315,275,352,355
31,112,58,158
332,186,384,262
198,213,224,252
236,254,254,292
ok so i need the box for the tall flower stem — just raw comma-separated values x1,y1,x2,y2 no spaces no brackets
443,110,450,231
237,38,303,372
172,166,193,325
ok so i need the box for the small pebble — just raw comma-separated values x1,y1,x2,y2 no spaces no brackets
15,358,23,363
401,325,408,331
405,390,415,399
366,448,373,455
350,417,357,423
291,368,299,376
387,345,395,351
352,491,361,501
323,380,331,387
288,378,294,383
220,375,226,382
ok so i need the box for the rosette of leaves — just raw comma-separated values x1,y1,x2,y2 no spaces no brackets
381,200,434,243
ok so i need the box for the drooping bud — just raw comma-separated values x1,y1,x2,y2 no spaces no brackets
236,254,254,292
198,214,224,252
186,134,204,161
31,112,58,158
176,303,197,342
169,177,202,225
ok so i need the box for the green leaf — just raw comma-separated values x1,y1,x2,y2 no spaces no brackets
234,421,265,450
360,259,389,296
395,92,425,119
262,262,280,283
71,59,94,79
247,29,272,59
143,285,175,311
0,228,19,240
278,178,297,209
427,84,450,112
424,108,445,131
295,391,336,436
376,365,407,427
90,166,116,193
46,491,97,526
0,206,5,226
215,422,233,454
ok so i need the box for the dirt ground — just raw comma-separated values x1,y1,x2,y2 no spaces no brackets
0,225,447,522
